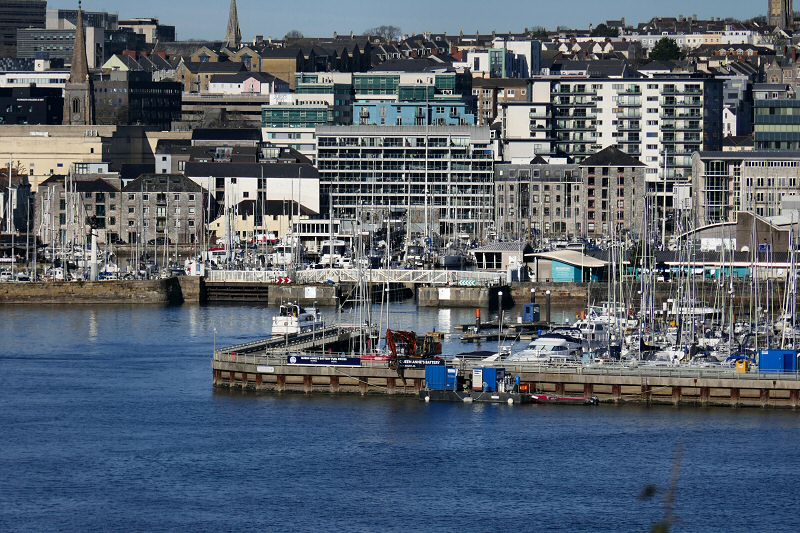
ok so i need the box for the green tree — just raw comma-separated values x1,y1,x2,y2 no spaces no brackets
590,23,618,38
650,37,681,61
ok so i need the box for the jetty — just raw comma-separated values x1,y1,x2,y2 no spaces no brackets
212,347,800,409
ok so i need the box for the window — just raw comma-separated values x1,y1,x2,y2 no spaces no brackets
142,194,149,201
174,194,180,201
128,207,135,214
188,194,195,201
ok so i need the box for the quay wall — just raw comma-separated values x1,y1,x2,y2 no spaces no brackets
0,278,194,305
212,360,800,409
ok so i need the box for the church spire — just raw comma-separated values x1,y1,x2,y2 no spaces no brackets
69,1,89,83
225,0,242,49
63,1,93,125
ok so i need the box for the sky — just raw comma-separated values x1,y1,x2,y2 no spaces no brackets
50,0,762,41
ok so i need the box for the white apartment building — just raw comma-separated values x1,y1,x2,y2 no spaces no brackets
499,78,723,204
315,126,494,239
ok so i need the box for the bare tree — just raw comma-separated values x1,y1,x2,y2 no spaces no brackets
284,30,304,40
364,25,402,41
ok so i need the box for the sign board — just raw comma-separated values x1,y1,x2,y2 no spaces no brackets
287,355,361,367
438,288,451,300
256,366,275,373
396,358,444,369
304,286,317,299
472,368,484,391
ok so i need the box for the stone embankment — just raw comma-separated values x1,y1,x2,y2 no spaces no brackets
0,276,204,305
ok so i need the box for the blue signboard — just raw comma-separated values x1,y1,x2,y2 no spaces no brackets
287,355,362,367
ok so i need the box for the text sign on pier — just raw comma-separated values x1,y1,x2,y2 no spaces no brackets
287,355,362,367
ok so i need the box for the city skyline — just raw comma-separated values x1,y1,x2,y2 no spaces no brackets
49,0,762,40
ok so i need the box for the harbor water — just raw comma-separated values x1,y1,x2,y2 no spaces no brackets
2,303,800,532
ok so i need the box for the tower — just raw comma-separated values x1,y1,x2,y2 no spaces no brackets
769,0,794,30
225,0,242,49
62,3,93,125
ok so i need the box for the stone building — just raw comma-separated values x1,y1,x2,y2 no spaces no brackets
121,174,206,246
494,156,581,241
578,145,647,239
35,174,122,246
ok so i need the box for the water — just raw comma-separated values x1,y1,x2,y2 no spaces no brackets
1,303,799,532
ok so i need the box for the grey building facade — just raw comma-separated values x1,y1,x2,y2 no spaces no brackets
0,0,46,57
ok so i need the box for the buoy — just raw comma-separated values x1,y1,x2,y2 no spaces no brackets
424,396,430,403
507,398,514,405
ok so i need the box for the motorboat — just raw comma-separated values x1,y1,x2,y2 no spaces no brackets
500,332,583,364
271,303,324,335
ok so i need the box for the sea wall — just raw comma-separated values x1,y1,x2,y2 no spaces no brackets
0,278,190,305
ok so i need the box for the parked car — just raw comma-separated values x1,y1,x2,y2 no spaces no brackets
0,270,12,282
147,237,172,245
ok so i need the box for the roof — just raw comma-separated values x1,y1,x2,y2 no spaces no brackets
191,128,262,142
473,241,528,253
123,174,204,193
579,145,645,167
155,139,192,155
525,250,608,269
722,135,754,148
39,175,120,193
369,57,453,73
260,48,303,59
181,61,246,74
697,150,800,160
184,162,319,179
210,71,278,84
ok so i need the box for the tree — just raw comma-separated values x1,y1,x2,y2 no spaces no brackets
590,23,619,38
528,26,549,40
284,30,304,40
650,37,681,61
364,25,402,41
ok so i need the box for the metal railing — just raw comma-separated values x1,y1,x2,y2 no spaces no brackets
212,353,800,383
206,270,289,283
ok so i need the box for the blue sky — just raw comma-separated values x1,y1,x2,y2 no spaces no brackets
52,0,762,40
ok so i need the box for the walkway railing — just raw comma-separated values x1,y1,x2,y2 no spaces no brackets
206,268,504,286
212,353,800,382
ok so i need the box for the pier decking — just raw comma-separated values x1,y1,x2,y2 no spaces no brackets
212,353,800,409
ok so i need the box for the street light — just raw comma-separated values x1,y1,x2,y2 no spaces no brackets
498,290,504,353
546,290,552,324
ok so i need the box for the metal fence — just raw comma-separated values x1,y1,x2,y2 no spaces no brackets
212,352,800,382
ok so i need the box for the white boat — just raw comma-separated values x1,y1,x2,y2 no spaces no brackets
501,332,583,364
319,239,347,268
271,303,324,335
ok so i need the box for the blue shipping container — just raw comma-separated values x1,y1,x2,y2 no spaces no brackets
426,365,447,391
481,368,506,392
759,350,799,373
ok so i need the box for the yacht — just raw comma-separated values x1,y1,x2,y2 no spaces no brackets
502,332,583,364
271,303,324,335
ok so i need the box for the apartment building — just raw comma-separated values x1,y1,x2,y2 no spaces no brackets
494,157,581,240
753,83,800,151
121,174,205,245
472,78,532,126
315,126,494,239
692,151,800,226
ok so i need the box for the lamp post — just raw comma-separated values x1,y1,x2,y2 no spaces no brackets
546,289,552,325
498,290,504,353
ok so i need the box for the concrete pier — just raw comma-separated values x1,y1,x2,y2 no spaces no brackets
212,355,800,409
